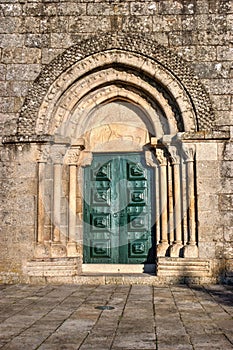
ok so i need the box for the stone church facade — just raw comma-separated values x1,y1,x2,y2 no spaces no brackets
0,0,232,284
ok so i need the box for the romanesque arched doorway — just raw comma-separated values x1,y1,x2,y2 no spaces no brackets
8,33,216,279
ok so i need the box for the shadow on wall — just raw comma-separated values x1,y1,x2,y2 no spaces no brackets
153,257,233,286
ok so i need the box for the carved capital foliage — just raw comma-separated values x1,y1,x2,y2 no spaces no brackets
182,144,196,162
37,145,50,163
156,148,167,166
145,150,157,168
66,149,81,165
168,146,180,165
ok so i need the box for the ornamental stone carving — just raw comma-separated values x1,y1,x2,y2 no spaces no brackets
15,33,215,138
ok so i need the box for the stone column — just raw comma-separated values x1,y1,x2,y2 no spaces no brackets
183,144,198,258
34,146,50,258
37,148,48,243
51,145,66,258
168,161,174,246
156,148,169,257
169,146,183,257
66,148,81,257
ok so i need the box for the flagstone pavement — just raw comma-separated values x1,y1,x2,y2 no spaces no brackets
0,283,232,349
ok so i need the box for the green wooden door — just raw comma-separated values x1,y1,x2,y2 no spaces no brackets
83,153,154,264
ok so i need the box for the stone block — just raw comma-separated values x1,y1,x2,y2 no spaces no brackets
198,242,216,259
209,0,232,14
25,34,50,48
0,97,15,113
212,95,232,111
0,34,24,48
197,176,222,194
223,243,233,259
50,33,75,48
197,31,229,45
219,194,233,211
0,17,21,34
196,0,209,14
122,15,153,33
159,1,183,14
182,15,196,31
217,46,233,61
69,16,111,33
0,3,22,16
196,143,218,161
87,2,129,16
153,15,182,32
198,193,218,211
57,2,86,16
195,46,217,61
6,64,41,81
224,226,233,242
223,142,233,161
197,160,220,179
221,161,233,178
41,48,64,64
220,178,233,193
130,2,158,15
49,17,69,33
192,62,232,79
22,3,44,17
168,31,183,46
203,78,233,94
171,46,196,62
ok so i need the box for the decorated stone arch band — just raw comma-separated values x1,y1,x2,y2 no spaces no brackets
14,32,215,140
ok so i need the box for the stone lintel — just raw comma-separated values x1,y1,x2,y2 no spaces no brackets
175,130,230,141
2,134,54,144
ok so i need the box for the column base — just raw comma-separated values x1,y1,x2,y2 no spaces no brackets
50,242,67,258
34,243,50,258
169,243,183,257
183,244,198,258
67,242,79,257
157,242,169,257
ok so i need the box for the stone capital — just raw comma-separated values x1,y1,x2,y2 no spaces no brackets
145,150,157,168
168,146,180,165
182,144,196,162
66,149,81,165
37,145,50,163
156,148,167,166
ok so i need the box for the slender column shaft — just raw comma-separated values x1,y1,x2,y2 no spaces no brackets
68,164,77,242
155,165,160,244
173,163,182,244
168,163,174,244
156,148,169,257
187,160,196,244
53,162,62,242
37,161,45,243
160,163,168,243
183,144,198,258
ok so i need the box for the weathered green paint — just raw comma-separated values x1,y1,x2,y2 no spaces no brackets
83,153,154,264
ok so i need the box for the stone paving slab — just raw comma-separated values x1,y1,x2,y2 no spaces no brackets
0,284,232,349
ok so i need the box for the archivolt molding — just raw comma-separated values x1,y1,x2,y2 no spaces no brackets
17,33,215,137
36,50,195,136
47,67,180,139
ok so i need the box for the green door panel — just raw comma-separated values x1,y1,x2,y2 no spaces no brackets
83,153,154,264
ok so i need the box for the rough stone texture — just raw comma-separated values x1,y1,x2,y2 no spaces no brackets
0,0,232,283
0,284,232,349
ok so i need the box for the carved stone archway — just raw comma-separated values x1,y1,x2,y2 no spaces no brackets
7,33,217,280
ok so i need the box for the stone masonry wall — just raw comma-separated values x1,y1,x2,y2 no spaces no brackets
0,0,232,281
